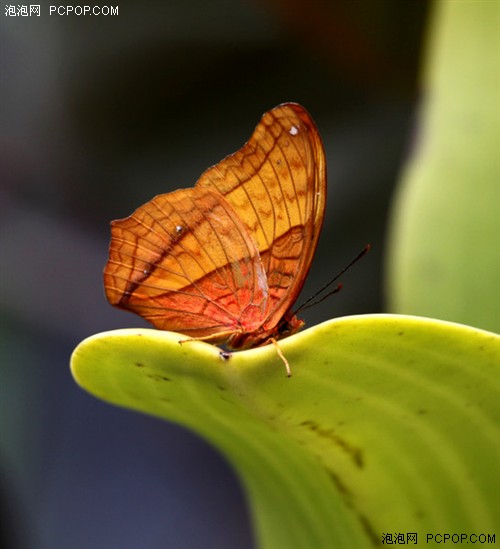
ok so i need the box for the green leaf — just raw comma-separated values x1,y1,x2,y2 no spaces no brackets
71,315,500,548
386,0,500,333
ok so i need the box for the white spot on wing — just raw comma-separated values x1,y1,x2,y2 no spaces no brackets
289,125,299,136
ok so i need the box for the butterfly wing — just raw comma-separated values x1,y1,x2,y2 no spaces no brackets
104,187,269,340
196,103,326,331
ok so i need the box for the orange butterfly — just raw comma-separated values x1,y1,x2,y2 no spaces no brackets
104,103,326,374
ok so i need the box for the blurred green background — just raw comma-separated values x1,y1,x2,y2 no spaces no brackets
1,1,429,548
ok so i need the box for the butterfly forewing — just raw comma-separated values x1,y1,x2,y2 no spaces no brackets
196,103,326,330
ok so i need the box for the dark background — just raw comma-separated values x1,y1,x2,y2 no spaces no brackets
1,1,429,548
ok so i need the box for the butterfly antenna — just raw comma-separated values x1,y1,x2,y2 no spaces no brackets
294,244,371,314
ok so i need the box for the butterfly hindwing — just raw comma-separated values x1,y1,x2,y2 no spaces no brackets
104,187,269,339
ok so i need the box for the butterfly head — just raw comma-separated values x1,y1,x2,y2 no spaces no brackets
276,314,305,340
226,313,305,350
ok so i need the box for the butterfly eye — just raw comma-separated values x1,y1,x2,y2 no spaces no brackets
280,323,292,337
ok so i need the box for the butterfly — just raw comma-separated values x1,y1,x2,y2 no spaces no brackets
103,103,326,375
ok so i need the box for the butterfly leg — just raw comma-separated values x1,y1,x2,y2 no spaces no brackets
178,336,231,361
269,338,291,377
177,332,228,347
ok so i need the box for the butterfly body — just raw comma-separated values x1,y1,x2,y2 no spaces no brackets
104,103,326,351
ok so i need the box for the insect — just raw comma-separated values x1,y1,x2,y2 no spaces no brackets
103,103,326,375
